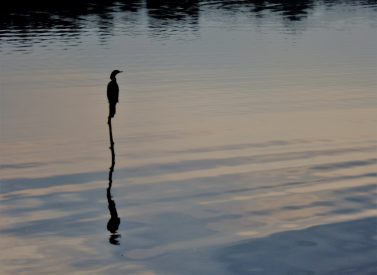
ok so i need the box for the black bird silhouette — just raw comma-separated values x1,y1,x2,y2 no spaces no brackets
107,69,122,120
106,70,122,245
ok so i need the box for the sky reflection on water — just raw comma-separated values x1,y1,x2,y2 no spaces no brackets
1,1,377,274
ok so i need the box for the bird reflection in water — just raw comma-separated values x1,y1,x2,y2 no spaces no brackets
106,69,122,245
106,117,121,245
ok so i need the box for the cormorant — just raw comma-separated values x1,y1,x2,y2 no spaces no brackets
107,69,122,119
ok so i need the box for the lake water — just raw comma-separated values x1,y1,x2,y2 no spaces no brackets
1,1,376,274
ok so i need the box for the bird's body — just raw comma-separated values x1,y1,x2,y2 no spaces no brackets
107,79,119,104
107,70,122,119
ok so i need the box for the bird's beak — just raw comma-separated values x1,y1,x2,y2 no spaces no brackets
119,71,123,73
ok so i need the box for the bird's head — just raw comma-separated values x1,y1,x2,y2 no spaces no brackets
110,70,123,80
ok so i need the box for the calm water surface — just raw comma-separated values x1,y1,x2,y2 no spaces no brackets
1,1,377,274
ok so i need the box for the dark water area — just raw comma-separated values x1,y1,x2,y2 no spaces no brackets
1,0,376,51
1,0,377,274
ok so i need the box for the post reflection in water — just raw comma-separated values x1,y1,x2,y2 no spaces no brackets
106,117,121,245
